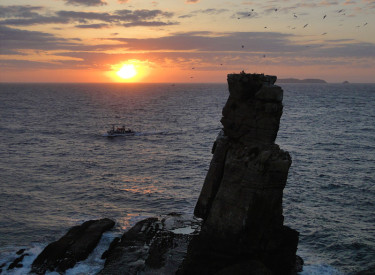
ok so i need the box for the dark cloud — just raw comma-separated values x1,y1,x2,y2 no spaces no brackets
179,8,229,18
114,9,174,21
0,17,70,26
233,11,259,19
122,21,178,27
64,0,107,7
75,23,109,28
2,28,374,71
56,10,113,22
0,6,177,27
0,5,43,18
109,32,301,52
0,25,78,51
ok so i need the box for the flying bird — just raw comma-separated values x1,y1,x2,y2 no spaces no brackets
322,32,327,35
303,24,308,28
338,9,344,13
323,15,327,19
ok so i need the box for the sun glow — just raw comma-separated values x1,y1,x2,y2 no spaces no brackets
116,64,137,79
108,60,152,82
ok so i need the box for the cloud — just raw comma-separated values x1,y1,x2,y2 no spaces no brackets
75,23,109,28
0,6,177,27
123,21,178,27
0,25,78,51
63,0,107,6
233,11,259,19
179,9,229,19
318,0,339,6
2,26,374,73
0,5,44,18
114,9,174,21
344,0,357,4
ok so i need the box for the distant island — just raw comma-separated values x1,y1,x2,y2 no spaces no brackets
277,78,327,83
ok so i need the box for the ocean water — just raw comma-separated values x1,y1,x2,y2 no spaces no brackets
0,82,374,274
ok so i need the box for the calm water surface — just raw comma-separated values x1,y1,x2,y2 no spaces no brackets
0,83,374,274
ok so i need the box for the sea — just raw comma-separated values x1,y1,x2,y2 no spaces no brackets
0,82,374,275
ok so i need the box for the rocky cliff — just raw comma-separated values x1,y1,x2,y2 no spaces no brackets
179,72,300,275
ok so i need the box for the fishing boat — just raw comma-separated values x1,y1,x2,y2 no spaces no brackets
103,125,135,137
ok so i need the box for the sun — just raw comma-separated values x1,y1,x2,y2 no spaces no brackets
116,64,137,79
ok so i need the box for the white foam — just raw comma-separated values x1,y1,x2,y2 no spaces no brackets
170,226,195,235
0,232,119,275
299,264,345,275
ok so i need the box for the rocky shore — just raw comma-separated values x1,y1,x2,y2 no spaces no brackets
2,72,308,274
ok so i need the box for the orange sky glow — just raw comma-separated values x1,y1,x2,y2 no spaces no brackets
0,0,374,83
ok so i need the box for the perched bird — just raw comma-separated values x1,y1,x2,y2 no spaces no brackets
323,15,327,19
264,26,268,29
303,24,308,28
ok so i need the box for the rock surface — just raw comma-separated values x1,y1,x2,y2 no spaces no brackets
98,213,201,275
356,264,375,275
31,218,115,274
179,73,300,275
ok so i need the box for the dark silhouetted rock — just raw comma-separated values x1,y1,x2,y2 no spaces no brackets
16,249,26,255
31,218,115,274
179,73,301,275
98,214,201,275
356,264,375,275
7,253,28,270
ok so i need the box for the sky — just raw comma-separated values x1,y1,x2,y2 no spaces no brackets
0,0,374,83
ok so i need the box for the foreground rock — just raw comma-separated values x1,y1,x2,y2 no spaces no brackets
356,264,375,275
179,73,301,274
31,218,115,274
98,213,201,275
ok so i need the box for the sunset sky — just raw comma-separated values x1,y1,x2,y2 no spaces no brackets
0,0,374,83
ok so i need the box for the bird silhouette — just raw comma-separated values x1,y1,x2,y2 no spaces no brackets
303,24,308,28
364,22,368,26
322,32,327,35
241,45,244,48
338,9,344,13
323,15,327,19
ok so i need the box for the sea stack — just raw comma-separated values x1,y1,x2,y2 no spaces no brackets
179,72,300,274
